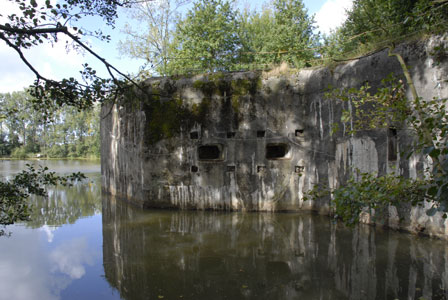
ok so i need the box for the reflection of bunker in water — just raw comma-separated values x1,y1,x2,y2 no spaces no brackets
101,37,448,237
102,195,448,300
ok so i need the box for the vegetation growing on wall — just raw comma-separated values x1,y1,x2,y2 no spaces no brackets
327,75,409,135
143,96,196,145
306,171,429,226
137,79,211,146
230,77,262,113
305,70,448,225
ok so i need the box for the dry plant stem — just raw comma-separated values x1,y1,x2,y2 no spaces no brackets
387,47,419,101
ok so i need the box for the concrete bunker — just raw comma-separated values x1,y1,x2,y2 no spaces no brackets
101,36,448,238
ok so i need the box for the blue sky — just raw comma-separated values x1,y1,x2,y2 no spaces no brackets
0,0,353,93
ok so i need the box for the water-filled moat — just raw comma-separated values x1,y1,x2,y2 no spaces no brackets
1,160,447,299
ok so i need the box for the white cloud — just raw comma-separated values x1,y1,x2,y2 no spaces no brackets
0,227,99,300
50,237,95,279
315,0,353,35
0,48,35,92
0,41,87,93
0,227,64,300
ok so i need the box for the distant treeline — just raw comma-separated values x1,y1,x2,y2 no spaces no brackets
0,91,100,159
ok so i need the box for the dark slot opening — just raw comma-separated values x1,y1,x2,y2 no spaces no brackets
295,129,304,136
191,165,199,173
257,130,265,138
226,165,236,172
266,143,288,159
227,132,236,138
198,145,222,160
388,128,398,161
190,131,199,139
257,165,266,173
295,166,305,173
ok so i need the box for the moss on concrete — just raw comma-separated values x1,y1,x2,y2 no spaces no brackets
193,74,262,114
141,81,212,146
139,74,262,146
230,77,262,113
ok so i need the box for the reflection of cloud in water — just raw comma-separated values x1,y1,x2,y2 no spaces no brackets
50,237,95,279
39,225,57,243
0,227,66,300
0,227,97,300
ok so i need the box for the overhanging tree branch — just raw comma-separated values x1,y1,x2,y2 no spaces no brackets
0,24,67,35
0,23,141,88
0,32,48,82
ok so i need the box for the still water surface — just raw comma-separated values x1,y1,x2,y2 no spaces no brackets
0,160,447,300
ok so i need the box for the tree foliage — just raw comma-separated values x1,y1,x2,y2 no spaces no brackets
118,0,190,76
120,0,318,74
166,0,242,74
118,0,446,73
238,0,317,69
326,75,410,135
333,0,448,57
257,0,317,67
306,171,430,226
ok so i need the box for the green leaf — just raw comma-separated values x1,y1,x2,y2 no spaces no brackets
427,186,438,196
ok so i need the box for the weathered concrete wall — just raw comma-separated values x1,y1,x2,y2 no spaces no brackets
101,36,448,238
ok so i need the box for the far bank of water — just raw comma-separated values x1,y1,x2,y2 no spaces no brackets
0,160,447,300
0,159,100,176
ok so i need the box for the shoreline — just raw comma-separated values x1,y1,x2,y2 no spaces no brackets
0,157,100,161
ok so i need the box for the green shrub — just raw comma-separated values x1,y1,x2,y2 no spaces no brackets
45,145,68,158
11,146,29,159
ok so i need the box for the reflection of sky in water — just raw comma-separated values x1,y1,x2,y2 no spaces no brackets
50,237,95,279
0,215,118,300
0,162,119,300
0,226,61,300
